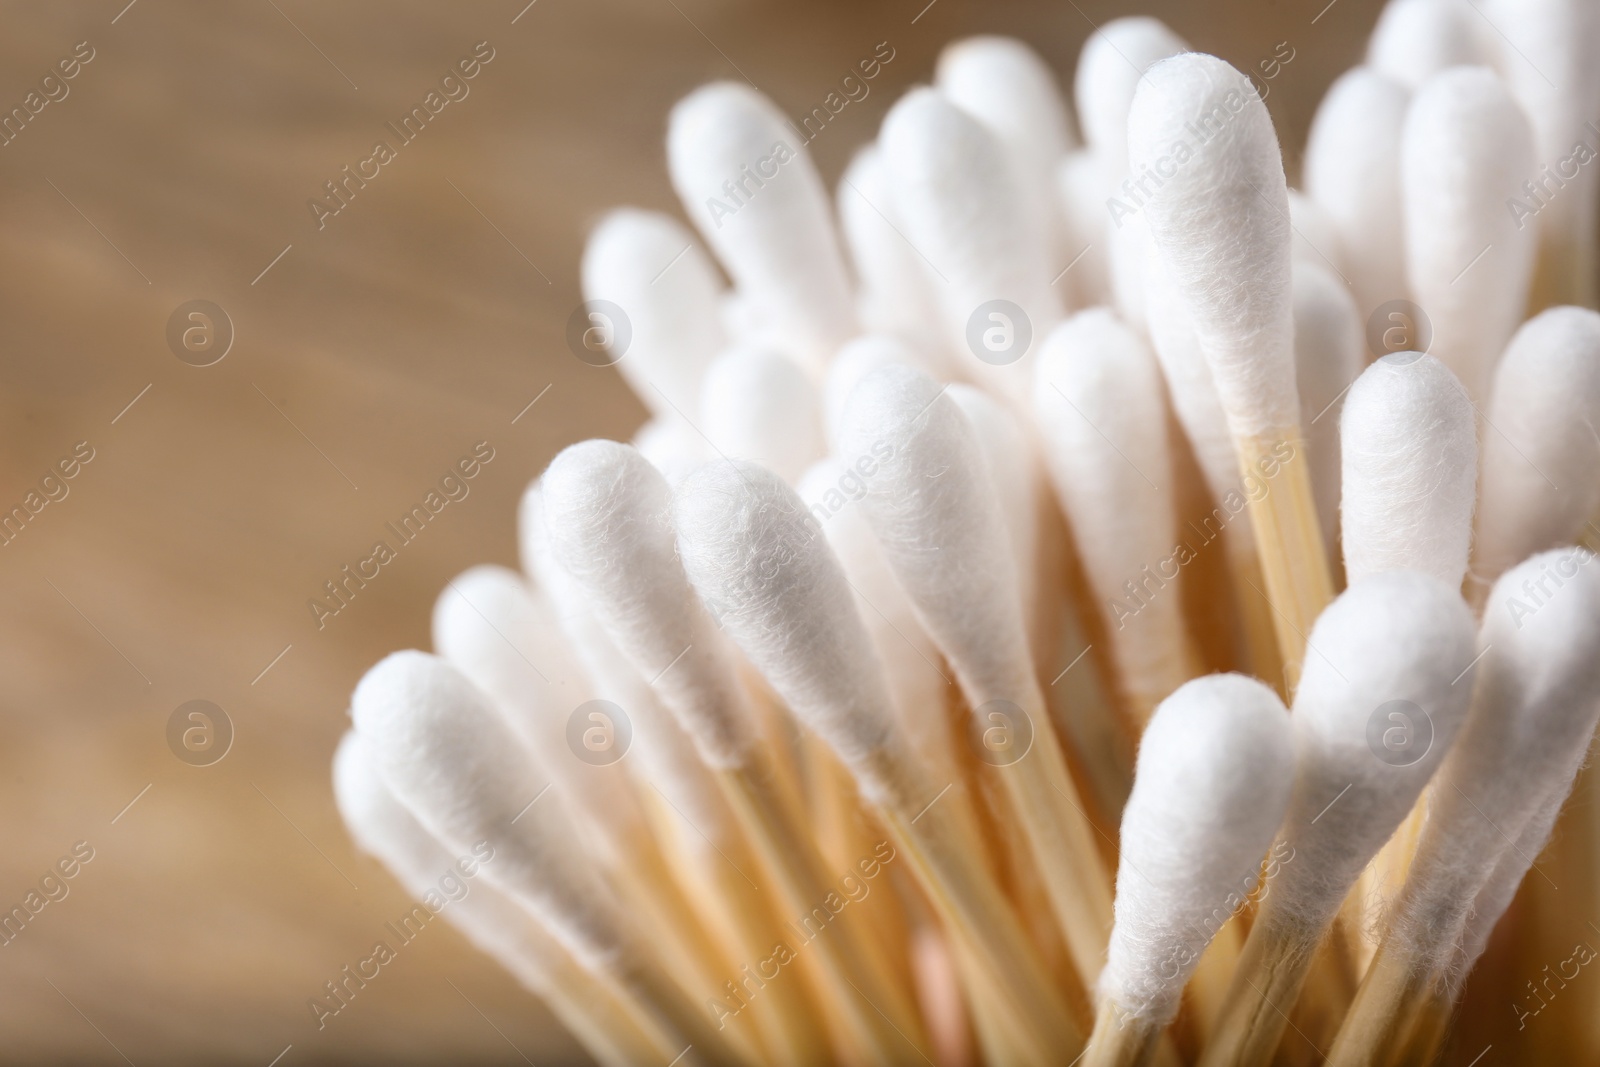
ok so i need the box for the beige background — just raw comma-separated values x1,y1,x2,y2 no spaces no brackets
0,1,1387,1062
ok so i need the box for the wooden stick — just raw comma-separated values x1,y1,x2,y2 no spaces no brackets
1195,907,1322,1067
1084,1001,1161,1067
873,764,1088,1063
713,751,930,1065
615,955,759,1067
639,785,833,1067
1235,434,1336,692
994,680,1117,990
1322,940,1434,1067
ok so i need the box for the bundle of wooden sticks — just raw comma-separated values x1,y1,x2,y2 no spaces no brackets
334,1,1600,1063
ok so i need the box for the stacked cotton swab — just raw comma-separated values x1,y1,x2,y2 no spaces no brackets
336,4,1600,1063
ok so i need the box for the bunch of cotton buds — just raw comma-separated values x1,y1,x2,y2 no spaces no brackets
334,2,1600,1065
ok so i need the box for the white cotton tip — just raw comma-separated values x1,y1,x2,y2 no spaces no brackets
837,146,948,361
1143,251,1242,510
838,363,1034,706
1367,0,1486,88
1454,779,1564,984
1074,17,1190,169
581,209,726,422
879,87,1062,396
673,459,905,800
1127,53,1299,437
698,346,824,486
350,651,620,962
1107,196,1154,331
333,730,575,998
1056,151,1113,306
667,82,856,373
1270,572,1476,929
1102,674,1294,1024
1481,0,1600,299
431,564,641,861
1475,307,1600,584
937,36,1073,172
431,564,586,732
949,383,1040,605
631,416,706,489
1304,67,1410,321
541,440,755,768
936,36,1073,261
1032,310,1191,713
796,458,951,766
823,334,923,449
334,728,435,876
519,483,729,834
1393,547,1600,978
1402,66,1536,406
1073,19,1187,328
1287,191,1344,276
1339,353,1477,589
1293,261,1364,553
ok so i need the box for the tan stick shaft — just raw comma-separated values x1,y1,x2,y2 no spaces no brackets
1225,531,1287,691
1236,434,1335,692
1323,941,1433,1067
1196,912,1322,1067
716,756,930,1064
879,780,1086,1063
1394,986,1452,1067
994,685,1116,990
621,958,756,1067
1083,1001,1160,1067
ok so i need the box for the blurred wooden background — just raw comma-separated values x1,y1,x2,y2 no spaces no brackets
0,1,1384,1062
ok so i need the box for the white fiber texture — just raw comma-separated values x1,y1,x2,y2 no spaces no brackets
541,440,755,768
1475,307,1600,585
839,363,1035,708
837,147,950,365
673,459,907,800
1102,674,1294,1024
1142,249,1243,512
432,564,648,871
581,209,725,424
668,82,856,373
1074,18,1187,330
332,730,567,995
699,345,824,485
1388,547,1600,981
1127,53,1300,437
937,36,1073,264
431,564,588,754
1340,353,1477,589
1074,17,1190,171
1271,571,1476,930
1402,66,1536,407
823,334,921,449
949,383,1041,621
1482,0,1600,304
879,87,1062,400
519,484,731,838
1367,0,1485,87
1292,261,1364,553
350,651,622,965
1454,777,1567,989
796,458,952,770
1304,67,1410,322
1032,310,1193,715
